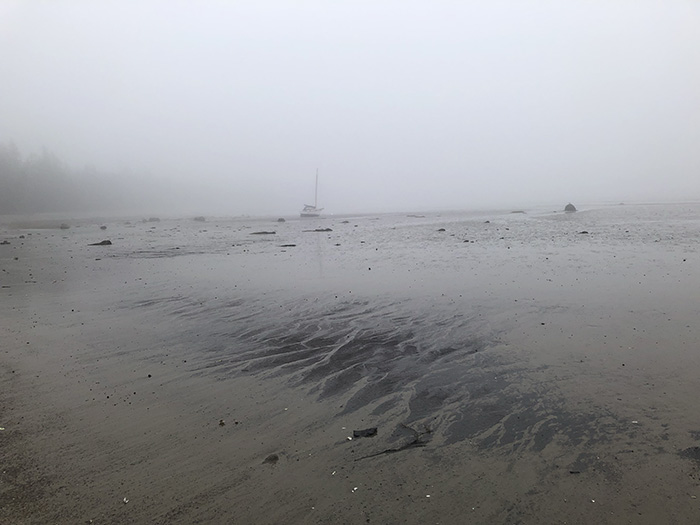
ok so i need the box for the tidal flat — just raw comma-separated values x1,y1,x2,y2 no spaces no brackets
2,203,700,524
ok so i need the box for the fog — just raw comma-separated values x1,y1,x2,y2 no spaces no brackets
1,1,699,216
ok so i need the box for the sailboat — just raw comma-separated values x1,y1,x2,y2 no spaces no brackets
300,169,323,218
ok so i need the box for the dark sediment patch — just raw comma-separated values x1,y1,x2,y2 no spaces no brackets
680,446,700,463
124,291,641,459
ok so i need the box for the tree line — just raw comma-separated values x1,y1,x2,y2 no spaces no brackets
0,141,138,215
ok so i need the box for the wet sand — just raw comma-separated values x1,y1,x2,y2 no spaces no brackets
2,204,700,524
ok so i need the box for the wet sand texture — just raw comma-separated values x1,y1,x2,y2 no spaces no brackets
2,203,700,524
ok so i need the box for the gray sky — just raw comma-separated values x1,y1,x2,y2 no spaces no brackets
1,1,699,215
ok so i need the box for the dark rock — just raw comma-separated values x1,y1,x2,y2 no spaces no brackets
353,427,378,438
59,223,70,230
579,231,589,234
250,231,276,235
89,240,112,246
303,228,333,232
510,210,526,214
437,228,446,232
565,203,577,212
279,244,296,247
100,225,107,230
277,218,286,223
484,220,490,224
263,453,279,465
193,216,206,222
0,240,10,245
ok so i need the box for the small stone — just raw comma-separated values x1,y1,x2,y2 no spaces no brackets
263,453,279,465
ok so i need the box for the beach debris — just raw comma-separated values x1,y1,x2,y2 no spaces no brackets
219,419,225,426
0,427,5,431
303,228,333,232
578,231,589,234
279,244,297,247
263,453,279,465
565,203,577,212
59,223,70,229
511,210,526,214
352,487,359,493
353,427,378,438
277,218,286,222
123,497,129,504
100,225,107,230
356,423,431,461
89,240,112,246
193,216,206,222
437,228,446,232
250,231,276,235
0,240,10,245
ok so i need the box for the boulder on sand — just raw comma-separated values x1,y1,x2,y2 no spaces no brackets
564,203,577,212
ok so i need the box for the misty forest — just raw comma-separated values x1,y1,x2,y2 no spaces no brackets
0,141,142,215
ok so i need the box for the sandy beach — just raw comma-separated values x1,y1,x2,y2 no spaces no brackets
2,203,700,524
